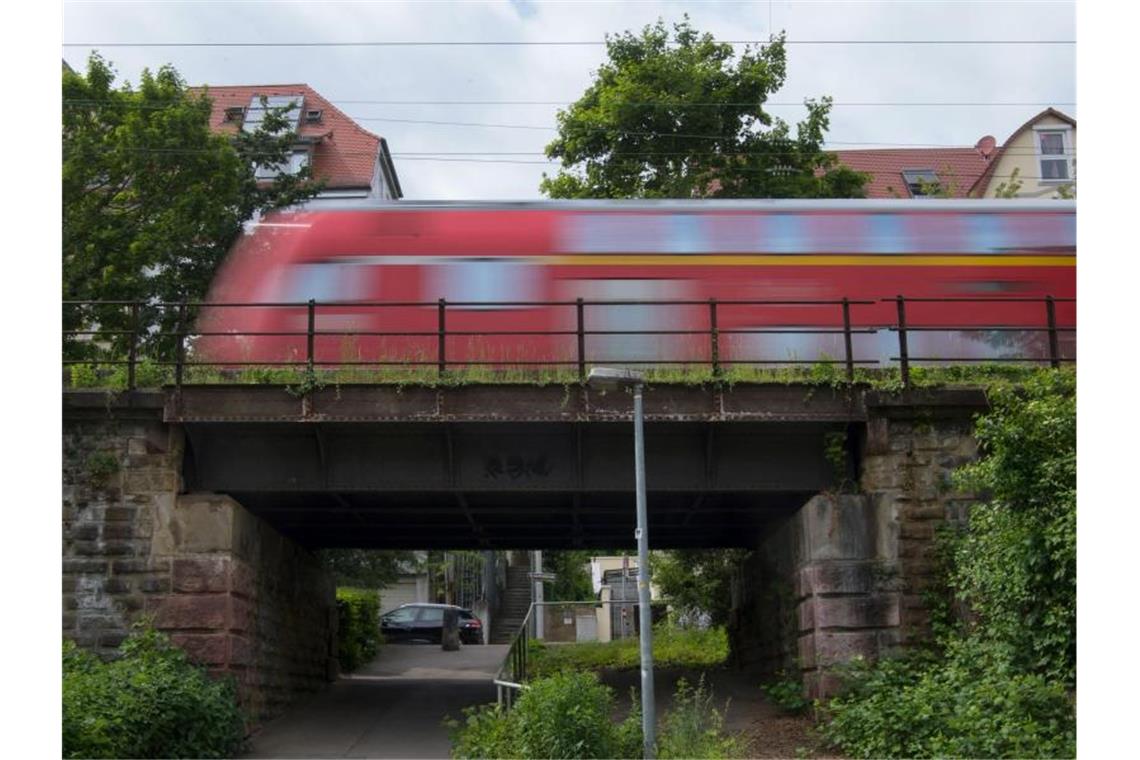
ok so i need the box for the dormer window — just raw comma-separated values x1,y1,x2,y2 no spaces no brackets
242,95,303,133
305,109,323,123
254,149,311,180
902,169,941,198
1035,127,1072,182
223,106,245,123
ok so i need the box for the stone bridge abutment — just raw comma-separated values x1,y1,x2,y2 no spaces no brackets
731,391,982,697
62,397,336,723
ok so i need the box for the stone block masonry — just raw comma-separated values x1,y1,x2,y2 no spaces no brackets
63,403,337,725
731,391,985,699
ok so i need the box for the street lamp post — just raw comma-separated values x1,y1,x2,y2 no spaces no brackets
587,367,655,758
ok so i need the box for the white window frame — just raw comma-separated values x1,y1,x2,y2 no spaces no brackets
254,148,311,180
1033,126,1074,184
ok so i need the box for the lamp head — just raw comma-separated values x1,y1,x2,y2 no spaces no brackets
586,367,645,388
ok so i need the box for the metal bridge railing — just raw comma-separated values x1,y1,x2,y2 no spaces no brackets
492,599,676,708
62,295,1076,392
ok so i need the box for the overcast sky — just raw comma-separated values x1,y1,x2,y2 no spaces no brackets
62,0,1075,199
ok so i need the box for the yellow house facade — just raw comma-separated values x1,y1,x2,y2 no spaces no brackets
980,108,1076,198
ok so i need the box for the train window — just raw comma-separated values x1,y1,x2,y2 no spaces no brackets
284,262,372,302
426,258,540,308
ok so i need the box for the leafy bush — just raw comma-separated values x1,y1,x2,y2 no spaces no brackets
450,671,640,759
760,672,809,714
62,627,245,759
451,672,745,759
820,370,1077,758
336,587,381,672
821,641,1075,759
529,624,728,677
952,371,1076,684
658,677,749,759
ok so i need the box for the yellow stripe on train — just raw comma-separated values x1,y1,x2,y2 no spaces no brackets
548,255,1075,267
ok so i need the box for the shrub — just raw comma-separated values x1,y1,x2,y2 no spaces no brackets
450,671,640,759
760,672,809,714
952,371,1076,684
821,641,1075,759
450,672,745,759
62,627,245,759
336,587,381,672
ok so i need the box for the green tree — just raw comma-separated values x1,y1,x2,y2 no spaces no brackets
321,549,423,589
540,19,868,199
653,549,747,626
543,550,595,602
63,54,321,358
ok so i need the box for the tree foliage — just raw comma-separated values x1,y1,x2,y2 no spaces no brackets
321,549,422,590
543,550,595,602
652,549,747,626
540,19,868,199
63,54,321,357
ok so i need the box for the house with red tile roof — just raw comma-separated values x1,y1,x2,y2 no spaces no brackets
196,83,402,202
835,108,1075,199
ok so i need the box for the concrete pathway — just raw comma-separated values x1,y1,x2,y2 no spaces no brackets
245,643,508,759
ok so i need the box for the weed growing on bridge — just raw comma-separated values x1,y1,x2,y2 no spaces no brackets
65,356,1072,395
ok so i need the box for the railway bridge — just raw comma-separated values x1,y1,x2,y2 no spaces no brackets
63,381,986,721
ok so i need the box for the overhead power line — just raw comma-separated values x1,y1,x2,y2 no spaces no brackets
62,98,1078,109
62,39,1076,48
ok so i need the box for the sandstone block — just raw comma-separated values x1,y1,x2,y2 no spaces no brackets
797,634,816,670
104,507,138,522
813,631,883,666
172,634,229,666
814,595,900,630
150,594,228,631
64,559,108,574
797,599,815,632
101,523,137,541
173,557,231,593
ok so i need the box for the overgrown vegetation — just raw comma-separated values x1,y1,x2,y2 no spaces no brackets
529,624,729,678
760,672,810,714
820,370,1077,758
449,671,745,759
62,626,245,759
335,588,381,673
657,677,749,759
63,359,1060,393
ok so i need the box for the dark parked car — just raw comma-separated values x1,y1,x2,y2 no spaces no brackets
380,603,484,645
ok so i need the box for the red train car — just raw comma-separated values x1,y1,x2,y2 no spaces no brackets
198,200,1076,370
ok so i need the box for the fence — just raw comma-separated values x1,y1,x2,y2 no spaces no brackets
62,295,1076,390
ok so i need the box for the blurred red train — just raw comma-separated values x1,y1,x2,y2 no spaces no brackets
198,200,1076,369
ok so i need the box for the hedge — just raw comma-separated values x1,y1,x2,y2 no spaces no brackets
336,587,381,672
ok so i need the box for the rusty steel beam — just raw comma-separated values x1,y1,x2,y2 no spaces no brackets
162,383,867,424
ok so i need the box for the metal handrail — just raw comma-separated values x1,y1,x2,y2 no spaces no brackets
63,295,1076,391
491,599,677,708
494,602,536,708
